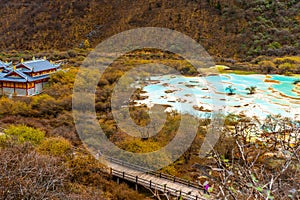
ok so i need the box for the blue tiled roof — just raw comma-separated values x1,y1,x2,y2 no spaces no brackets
0,67,12,78
15,70,28,79
0,59,60,83
31,74,51,81
0,76,28,83
0,61,11,68
0,70,52,83
0,70,29,82
18,59,60,72
0,62,6,68
0,72,8,78
0,69,55,82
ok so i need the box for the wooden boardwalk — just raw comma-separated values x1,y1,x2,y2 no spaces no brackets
105,157,207,200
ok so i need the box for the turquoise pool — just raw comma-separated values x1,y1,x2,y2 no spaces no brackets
135,74,300,120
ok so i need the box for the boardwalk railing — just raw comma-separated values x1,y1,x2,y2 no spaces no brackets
110,167,205,200
107,157,206,200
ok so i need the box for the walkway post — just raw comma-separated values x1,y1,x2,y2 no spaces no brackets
135,176,138,191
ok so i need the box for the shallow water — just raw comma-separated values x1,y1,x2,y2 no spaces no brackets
135,74,300,120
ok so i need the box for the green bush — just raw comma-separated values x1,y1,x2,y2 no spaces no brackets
268,41,281,49
4,125,45,144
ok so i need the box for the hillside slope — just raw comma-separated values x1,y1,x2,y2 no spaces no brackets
0,0,299,60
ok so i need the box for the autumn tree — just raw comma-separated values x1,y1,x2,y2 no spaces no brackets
210,116,300,199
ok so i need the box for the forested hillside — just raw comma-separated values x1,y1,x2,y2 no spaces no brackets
0,0,299,60
0,1,299,199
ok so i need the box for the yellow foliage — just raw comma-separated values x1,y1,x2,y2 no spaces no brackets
273,56,300,64
258,60,276,68
161,165,178,176
0,97,30,115
38,137,72,157
117,138,162,153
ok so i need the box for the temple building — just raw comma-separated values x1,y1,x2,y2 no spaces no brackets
0,59,61,96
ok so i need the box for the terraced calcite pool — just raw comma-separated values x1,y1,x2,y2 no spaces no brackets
135,74,300,120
